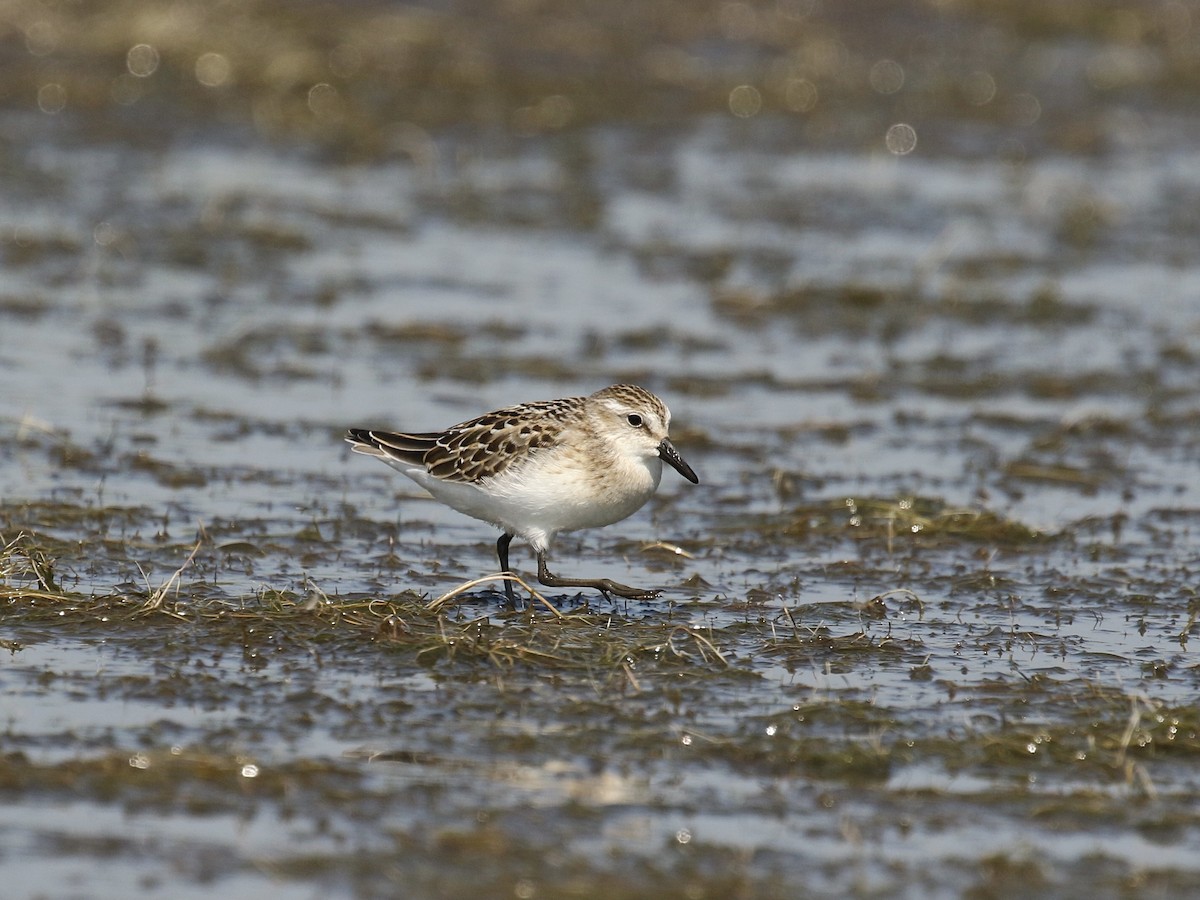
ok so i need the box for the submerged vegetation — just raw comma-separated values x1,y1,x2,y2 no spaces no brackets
4,515,1199,894
5,523,1196,756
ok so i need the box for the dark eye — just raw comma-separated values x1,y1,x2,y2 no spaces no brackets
626,413,643,428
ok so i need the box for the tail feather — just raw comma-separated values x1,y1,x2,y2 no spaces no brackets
345,428,437,467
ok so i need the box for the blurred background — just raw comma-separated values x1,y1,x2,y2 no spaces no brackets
6,0,1200,534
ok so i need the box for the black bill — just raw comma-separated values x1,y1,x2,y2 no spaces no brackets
658,438,699,484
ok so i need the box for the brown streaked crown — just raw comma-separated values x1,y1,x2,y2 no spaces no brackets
589,384,670,426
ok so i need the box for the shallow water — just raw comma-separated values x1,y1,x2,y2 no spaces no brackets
5,0,1200,896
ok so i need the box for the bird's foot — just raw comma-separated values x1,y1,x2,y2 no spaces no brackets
596,580,661,601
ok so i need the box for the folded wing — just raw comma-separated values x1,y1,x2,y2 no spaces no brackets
346,399,574,484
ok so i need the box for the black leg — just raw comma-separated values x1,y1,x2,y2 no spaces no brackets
536,551,660,601
496,533,516,603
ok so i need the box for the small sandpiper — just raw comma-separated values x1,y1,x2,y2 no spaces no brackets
346,384,699,601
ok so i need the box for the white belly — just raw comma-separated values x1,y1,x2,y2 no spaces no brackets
395,451,664,552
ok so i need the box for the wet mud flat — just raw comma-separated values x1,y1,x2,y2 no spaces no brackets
5,495,1200,898
5,0,1200,896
